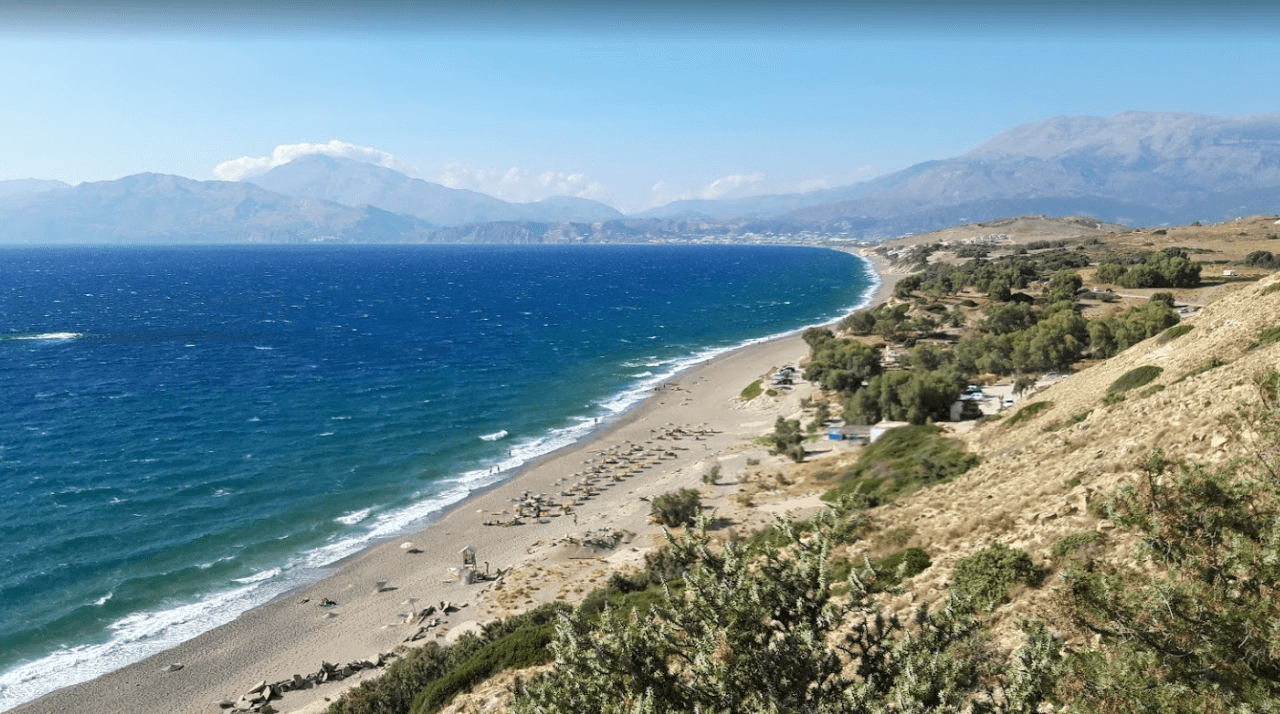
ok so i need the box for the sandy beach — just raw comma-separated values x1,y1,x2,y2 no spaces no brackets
12,251,898,714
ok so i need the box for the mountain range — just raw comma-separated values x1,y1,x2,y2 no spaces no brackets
1,112,1278,244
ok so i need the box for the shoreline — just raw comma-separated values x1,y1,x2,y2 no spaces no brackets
10,250,899,714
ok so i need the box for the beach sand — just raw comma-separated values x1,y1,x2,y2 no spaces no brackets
13,252,897,714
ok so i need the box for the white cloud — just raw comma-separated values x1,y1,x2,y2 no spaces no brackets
698,172,765,200
212,140,410,181
647,172,767,208
793,166,882,194
438,162,608,203
648,180,692,207
795,177,834,192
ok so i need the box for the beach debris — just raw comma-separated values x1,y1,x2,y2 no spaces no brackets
318,598,338,608
374,580,389,593
221,654,398,713
400,541,421,554
160,662,184,672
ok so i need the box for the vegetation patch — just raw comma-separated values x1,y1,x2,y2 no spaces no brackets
821,424,979,506
872,547,931,588
1044,409,1092,432
1250,326,1280,351
740,379,763,400
1177,358,1228,386
1050,531,1106,565
1263,282,1280,295
650,488,702,527
950,543,1044,612
1109,365,1163,394
329,602,571,714
765,416,806,463
1158,323,1194,342
1060,374,1280,710
1005,401,1052,427
1138,383,1166,398
1243,250,1280,269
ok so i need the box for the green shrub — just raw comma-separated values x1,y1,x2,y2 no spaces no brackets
950,543,1043,612
409,615,563,714
1060,377,1280,710
1051,531,1105,562
740,380,763,400
1109,365,1163,393
701,464,721,485
1046,410,1091,432
1103,392,1126,406
1138,383,1165,398
1174,356,1225,383
1264,282,1280,295
1250,326,1280,350
766,416,806,463
329,603,573,714
873,547,931,587
821,424,979,505
1160,323,1194,341
1005,401,1052,427
650,488,702,527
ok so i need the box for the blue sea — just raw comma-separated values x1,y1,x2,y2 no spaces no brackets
0,243,875,709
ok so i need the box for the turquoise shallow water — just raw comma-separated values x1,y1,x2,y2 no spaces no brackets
0,243,875,709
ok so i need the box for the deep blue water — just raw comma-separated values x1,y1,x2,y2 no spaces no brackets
0,243,874,708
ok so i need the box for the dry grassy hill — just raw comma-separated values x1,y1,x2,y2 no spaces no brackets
858,270,1280,649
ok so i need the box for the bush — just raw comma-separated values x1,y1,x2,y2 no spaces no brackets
1060,374,1280,710
701,463,721,485
950,543,1043,612
1044,409,1092,433
650,488,701,527
821,424,979,505
1243,250,1280,269
329,603,573,714
740,379,763,400
1251,326,1280,350
409,614,562,714
1050,531,1105,561
766,416,806,462
1109,365,1163,393
1175,356,1225,383
873,547,931,587
1159,323,1194,341
510,520,1062,714
1005,401,1052,427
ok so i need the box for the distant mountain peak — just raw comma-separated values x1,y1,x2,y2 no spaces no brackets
248,155,622,226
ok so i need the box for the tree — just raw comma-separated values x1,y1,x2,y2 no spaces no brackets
982,302,1037,336
650,489,702,527
803,337,882,394
1094,263,1126,284
768,416,806,462
1048,270,1083,302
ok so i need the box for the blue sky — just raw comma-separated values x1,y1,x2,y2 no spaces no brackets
1,2,1278,212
